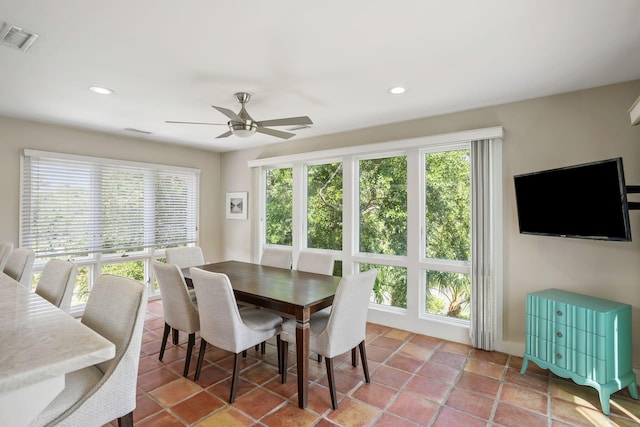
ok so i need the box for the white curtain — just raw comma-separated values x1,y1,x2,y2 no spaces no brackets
470,139,496,350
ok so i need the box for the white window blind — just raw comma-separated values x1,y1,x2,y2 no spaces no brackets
21,150,199,258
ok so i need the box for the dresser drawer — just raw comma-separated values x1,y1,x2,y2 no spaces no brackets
528,314,566,341
531,297,568,324
560,347,609,380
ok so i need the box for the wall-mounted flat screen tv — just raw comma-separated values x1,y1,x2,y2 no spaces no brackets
514,158,631,241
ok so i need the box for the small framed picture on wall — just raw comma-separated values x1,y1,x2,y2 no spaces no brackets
226,192,247,220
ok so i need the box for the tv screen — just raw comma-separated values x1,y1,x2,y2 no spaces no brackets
514,158,631,241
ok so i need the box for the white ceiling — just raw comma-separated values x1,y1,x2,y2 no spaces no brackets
1,1,640,152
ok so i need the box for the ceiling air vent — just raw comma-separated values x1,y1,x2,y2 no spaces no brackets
0,23,39,51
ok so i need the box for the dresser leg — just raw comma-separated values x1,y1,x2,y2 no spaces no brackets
629,381,639,400
599,392,611,415
520,357,529,375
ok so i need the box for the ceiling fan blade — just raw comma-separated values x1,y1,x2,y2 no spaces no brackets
165,120,226,125
287,125,311,131
256,116,313,127
212,105,243,122
255,127,295,139
215,130,233,139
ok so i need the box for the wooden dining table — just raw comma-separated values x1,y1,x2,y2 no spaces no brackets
182,260,341,409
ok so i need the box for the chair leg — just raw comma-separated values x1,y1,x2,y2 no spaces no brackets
276,335,282,374
255,344,260,351
280,340,289,384
261,341,266,354
317,354,322,363
194,339,207,382
159,323,170,361
229,353,241,403
172,328,179,345
117,411,133,427
351,347,358,367
242,350,247,357
184,333,195,377
325,356,338,410
359,340,370,383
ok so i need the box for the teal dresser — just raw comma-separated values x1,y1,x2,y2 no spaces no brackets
521,288,638,414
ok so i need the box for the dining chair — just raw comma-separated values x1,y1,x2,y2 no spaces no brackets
0,241,13,271
254,246,293,353
259,246,292,269
2,248,35,287
190,267,283,403
280,269,377,410
30,274,147,427
164,246,203,342
165,246,205,268
153,260,200,377
34,259,78,312
296,249,336,361
296,249,335,275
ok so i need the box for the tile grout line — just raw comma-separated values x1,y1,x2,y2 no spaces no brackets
486,355,508,426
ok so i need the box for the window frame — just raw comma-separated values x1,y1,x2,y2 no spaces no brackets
419,143,472,321
251,127,503,343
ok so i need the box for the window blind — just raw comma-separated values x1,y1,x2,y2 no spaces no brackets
21,150,199,259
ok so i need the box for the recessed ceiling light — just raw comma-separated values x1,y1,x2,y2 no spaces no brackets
89,86,114,95
389,86,406,95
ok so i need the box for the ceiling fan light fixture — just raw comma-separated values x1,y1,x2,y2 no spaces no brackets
229,121,257,137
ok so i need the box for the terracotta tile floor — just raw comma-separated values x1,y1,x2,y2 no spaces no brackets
107,300,640,426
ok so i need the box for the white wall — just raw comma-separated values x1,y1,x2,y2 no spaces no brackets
220,80,640,365
0,117,223,263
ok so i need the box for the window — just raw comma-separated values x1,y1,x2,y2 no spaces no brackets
252,127,502,342
21,150,199,309
423,148,471,320
359,156,407,256
265,167,293,246
361,263,407,309
358,155,408,310
307,162,342,250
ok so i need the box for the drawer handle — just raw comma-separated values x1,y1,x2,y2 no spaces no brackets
556,332,563,338
556,353,563,359
556,310,563,317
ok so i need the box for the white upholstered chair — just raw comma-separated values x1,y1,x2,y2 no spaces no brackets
34,259,78,312
0,241,13,271
296,249,336,361
3,248,35,287
164,246,203,339
296,249,335,276
31,274,147,427
280,269,377,410
259,246,292,269
190,268,282,403
153,261,200,377
165,246,205,268
255,246,293,352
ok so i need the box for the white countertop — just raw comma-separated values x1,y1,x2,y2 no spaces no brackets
0,273,115,393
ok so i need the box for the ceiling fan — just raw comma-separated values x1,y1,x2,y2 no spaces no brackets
166,92,313,140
